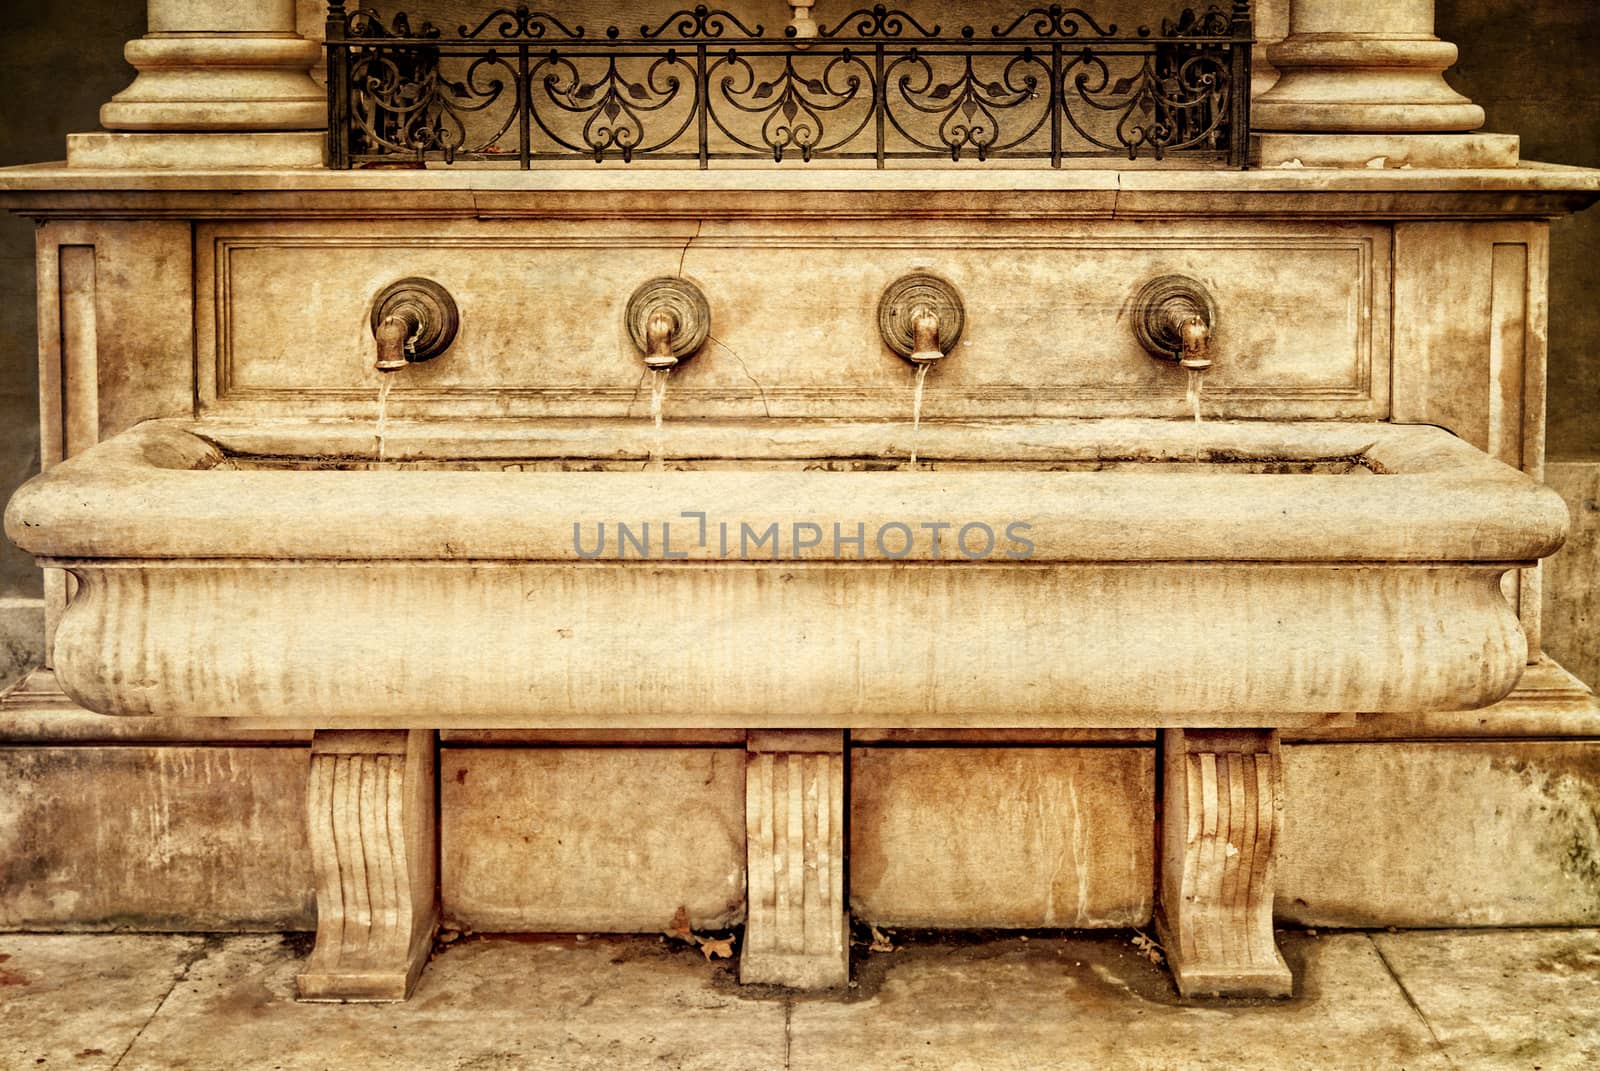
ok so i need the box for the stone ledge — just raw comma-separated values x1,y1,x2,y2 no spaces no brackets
66,131,324,169
1254,132,1522,170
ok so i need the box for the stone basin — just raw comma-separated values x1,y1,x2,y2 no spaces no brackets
4,416,1565,730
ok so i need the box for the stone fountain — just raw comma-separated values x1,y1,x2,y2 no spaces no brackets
2,0,1597,1004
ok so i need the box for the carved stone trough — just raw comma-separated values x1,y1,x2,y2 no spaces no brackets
5,411,1564,997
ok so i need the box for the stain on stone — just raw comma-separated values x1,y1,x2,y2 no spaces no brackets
278,931,315,957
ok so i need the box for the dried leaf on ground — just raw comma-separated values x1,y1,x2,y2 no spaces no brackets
699,935,736,961
868,926,896,954
1130,932,1165,966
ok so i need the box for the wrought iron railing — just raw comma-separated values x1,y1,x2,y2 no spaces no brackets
324,3,1253,169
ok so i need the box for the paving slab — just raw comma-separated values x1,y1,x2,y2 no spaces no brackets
0,933,203,1071
116,934,787,1071
1373,929,1600,1071
789,932,1450,1071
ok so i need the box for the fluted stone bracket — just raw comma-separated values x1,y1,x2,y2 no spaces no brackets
1158,729,1292,999
741,731,849,989
297,729,439,1003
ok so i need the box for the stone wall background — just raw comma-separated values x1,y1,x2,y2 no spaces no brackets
1,0,1598,687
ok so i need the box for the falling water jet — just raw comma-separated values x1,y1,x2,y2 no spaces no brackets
909,362,931,469
374,376,396,461
1186,368,1205,425
648,368,671,472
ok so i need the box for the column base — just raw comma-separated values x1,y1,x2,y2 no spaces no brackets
1255,33,1484,135
1253,132,1521,170
67,131,325,169
101,33,324,133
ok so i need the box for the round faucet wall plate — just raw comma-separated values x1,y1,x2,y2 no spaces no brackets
626,277,711,364
879,272,965,363
1132,274,1216,362
370,277,460,363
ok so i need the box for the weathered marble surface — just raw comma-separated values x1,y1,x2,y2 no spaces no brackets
441,747,746,933
1546,461,1600,689
0,598,41,694
1372,929,1600,1071
788,934,1451,1071
0,934,207,1071
850,747,1154,928
1278,741,1600,927
0,746,314,930
7,929,1600,1070
8,420,1556,728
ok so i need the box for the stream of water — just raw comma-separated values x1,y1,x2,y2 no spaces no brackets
648,368,671,471
908,363,931,469
374,376,396,461
1185,369,1205,425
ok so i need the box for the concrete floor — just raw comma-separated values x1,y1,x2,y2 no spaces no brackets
0,929,1595,1070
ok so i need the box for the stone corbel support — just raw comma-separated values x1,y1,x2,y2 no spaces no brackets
1158,729,1292,999
741,730,849,989
296,730,439,1002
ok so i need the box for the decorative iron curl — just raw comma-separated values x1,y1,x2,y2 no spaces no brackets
992,6,1118,38
1065,48,1231,160
533,51,697,162
819,5,942,39
457,6,586,40
1163,5,1233,37
327,3,1253,169
888,49,1050,162
637,6,765,40
710,49,874,162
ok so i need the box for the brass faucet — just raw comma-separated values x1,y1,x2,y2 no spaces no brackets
644,306,682,370
625,277,712,370
1131,274,1217,370
1177,313,1212,372
878,273,965,366
908,305,946,364
374,308,420,373
369,278,460,373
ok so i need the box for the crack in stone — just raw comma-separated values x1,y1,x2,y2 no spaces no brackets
677,219,704,279
783,995,794,1069
708,334,774,418
110,935,219,1070
1370,935,1460,1071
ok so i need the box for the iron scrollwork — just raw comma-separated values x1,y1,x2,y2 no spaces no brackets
324,2,1253,170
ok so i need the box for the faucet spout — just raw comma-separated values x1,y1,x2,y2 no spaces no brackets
368,277,460,373
374,311,419,373
1177,314,1212,372
644,307,681,370
908,305,945,364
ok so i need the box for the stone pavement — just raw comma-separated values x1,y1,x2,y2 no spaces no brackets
0,928,1595,1070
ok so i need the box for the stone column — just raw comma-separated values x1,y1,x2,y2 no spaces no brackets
1157,729,1292,999
67,0,325,168
1253,0,1518,168
1250,0,1291,100
296,730,439,1002
741,731,849,989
